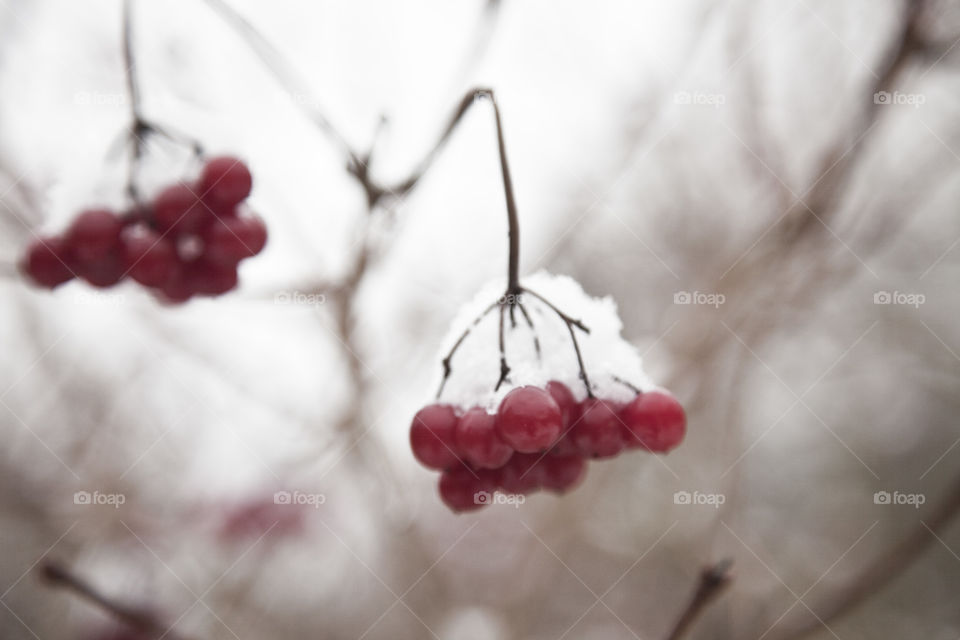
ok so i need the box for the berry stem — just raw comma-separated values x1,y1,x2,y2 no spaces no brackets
521,287,594,397
121,0,145,204
612,375,642,394
483,89,522,295
496,302,511,391
436,300,499,399
516,300,541,360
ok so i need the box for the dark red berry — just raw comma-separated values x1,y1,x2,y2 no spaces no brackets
76,253,125,288
66,209,124,262
546,381,579,428
495,386,563,453
199,156,252,206
497,453,546,495
620,391,686,453
120,226,177,287
21,237,75,288
572,398,625,458
455,407,513,469
541,455,586,493
438,466,495,513
153,183,205,232
158,266,194,303
410,404,461,470
186,259,238,295
203,215,267,264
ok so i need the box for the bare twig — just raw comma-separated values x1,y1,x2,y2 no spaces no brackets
664,559,734,640
776,472,960,640
41,560,194,640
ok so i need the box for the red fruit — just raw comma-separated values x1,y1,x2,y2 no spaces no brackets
21,237,75,288
545,381,581,456
203,216,267,264
76,253,125,288
438,466,495,513
495,386,563,453
153,183,205,232
158,266,194,303
497,453,546,495
455,407,513,469
410,404,461,470
66,209,124,262
120,226,177,287
186,259,238,295
541,455,586,493
199,156,252,207
546,381,579,428
621,391,686,453
572,398,625,458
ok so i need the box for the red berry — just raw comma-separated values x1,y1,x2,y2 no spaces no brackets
199,156,252,207
497,453,546,495
438,466,495,513
546,381,579,428
76,253,125,288
545,381,581,456
66,209,124,262
186,259,238,295
203,215,267,264
455,407,513,469
572,398,625,458
21,237,75,288
621,391,686,453
158,265,194,303
495,386,562,453
153,183,205,233
541,455,586,493
120,226,177,287
410,404,461,470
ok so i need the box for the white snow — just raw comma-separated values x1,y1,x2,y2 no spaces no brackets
434,270,657,411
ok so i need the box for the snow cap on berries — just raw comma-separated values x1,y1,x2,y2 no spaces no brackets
436,270,656,411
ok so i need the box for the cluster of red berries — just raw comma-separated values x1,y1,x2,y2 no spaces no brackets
20,157,266,302
410,382,686,512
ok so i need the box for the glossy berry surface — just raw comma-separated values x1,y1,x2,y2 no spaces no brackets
199,156,253,206
21,237,74,288
456,407,512,469
495,386,563,453
572,398,625,458
410,404,461,470
620,391,686,453
438,466,495,512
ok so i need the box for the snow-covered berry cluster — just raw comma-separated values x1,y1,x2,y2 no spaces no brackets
409,272,688,513
20,156,266,302
412,381,685,512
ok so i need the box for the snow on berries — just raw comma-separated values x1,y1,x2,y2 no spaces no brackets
19,156,266,303
409,271,687,513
